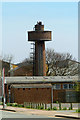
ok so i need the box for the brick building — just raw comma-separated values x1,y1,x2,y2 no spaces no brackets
1,76,79,104
10,65,33,76
0,60,10,77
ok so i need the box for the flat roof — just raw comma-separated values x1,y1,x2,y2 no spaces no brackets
11,83,52,88
2,76,80,84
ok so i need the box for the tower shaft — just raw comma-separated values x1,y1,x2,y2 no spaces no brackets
35,41,46,76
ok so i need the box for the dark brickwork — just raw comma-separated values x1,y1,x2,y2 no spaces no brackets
13,65,33,76
35,41,46,76
6,81,76,104
53,89,65,102
28,31,51,41
11,88,52,104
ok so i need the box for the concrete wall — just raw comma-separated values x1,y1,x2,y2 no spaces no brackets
24,102,80,110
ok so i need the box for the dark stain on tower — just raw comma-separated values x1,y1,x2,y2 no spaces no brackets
28,22,52,76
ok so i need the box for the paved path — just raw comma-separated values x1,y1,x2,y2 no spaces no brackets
0,110,78,120
0,110,50,118
0,105,80,119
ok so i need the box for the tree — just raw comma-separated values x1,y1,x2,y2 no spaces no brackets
1,54,14,76
18,57,33,67
46,48,77,76
74,82,80,91
2,54,13,63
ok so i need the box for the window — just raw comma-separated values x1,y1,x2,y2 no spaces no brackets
69,84,73,89
63,84,74,89
53,84,61,89
63,84,68,89
47,88,49,89
23,88,25,90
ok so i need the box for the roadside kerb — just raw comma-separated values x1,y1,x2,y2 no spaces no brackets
0,105,16,112
55,114,80,119
1,108,16,112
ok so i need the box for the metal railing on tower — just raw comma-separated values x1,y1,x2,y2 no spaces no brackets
30,42,35,76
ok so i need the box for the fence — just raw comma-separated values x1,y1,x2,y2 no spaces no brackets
24,102,80,110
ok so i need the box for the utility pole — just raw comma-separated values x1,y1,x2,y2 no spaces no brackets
51,86,53,104
2,68,6,109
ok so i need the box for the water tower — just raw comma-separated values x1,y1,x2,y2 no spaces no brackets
28,22,52,76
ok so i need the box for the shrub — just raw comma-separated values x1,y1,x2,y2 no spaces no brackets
0,102,3,105
53,107,57,110
70,103,72,110
59,103,61,110
26,106,31,108
17,104,24,107
69,107,72,110
59,107,62,110
76,109,80,113
37,106,44,110
56,101,59,104
7,103,12,106
47,107,51,111
12,103,18,107
40,106,44,109
63,107,67,110
37,106,40,109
